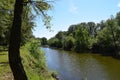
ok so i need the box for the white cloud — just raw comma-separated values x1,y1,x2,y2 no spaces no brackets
69,0,79,14
117,2,120,8
70,5,79,14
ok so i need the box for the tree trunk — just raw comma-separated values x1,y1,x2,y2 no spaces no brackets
8,0,28,80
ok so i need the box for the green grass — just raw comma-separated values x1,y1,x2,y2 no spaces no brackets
0,44,54,80
0,50,12,80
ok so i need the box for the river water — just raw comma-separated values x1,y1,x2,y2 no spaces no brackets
42,47,120,80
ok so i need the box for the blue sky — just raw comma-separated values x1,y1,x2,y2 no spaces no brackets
33,0,120,39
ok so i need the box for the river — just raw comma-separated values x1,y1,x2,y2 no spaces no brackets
42,47,120,80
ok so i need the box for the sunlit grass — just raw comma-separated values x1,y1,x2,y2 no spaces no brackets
0,44,54,80
0,51,12,80
21,43,54,80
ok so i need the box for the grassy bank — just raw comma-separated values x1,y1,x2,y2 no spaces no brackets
0,42,54,80
0,50,12,80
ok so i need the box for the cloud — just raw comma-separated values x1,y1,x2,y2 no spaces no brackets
117,2,120,8
69,0,79,14
70,5,79,14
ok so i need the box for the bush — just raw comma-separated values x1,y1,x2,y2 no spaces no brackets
21,40,54,80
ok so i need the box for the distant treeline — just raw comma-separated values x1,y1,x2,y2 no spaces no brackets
40,12,120,56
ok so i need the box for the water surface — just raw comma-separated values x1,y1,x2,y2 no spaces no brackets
42,47,120,80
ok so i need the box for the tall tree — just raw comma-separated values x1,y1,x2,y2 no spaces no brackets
0,0,34,47
96,17,120,54
87,22,96,37
75,25,89,52
106,18,119,54
9,0,28,79
8,0,53,79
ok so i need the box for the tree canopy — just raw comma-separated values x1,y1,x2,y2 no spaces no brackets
48,12,120,56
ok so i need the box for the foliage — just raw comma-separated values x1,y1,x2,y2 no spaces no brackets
0,0,55,79
0,43,54,80
96,18,120,54
48,37,59,47
63,34,75,50
22,41,51,80
28,39,46,67
48,12,120,55
40,37,48,45
0,0,35,46
0,0,14,46
87,22,96,37
74,25,89,52
28,0,53,29
0,0,54,46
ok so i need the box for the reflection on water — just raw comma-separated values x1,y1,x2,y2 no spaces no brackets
42,47,120,80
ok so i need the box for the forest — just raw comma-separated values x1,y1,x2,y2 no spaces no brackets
41,12,120,57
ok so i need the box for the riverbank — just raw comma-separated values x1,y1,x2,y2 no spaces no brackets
42,45,120,60
0,44,54,80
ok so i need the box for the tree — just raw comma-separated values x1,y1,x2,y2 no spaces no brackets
67,25,76,37
0,0,14,46
55,31,65,40
9,0,28,79
96,17,120,55
63,34,75,50
8,0,53,79
48,37,59,47
41,37,48,45
74,25,89,52
106,18,119,54
0,0,34,47
21,6,35,45
99,20,106,30
87,22,96,37
116,12,120,26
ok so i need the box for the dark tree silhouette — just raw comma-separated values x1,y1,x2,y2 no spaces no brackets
9,0,27,79
8,0,53,79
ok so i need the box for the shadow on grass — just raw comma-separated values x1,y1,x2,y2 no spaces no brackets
0,49,8,55
0,46,8,52
0,53,6,56
0,49,8,52
0,62,9,67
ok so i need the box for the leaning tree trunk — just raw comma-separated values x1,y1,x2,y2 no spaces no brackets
9,0,27,80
